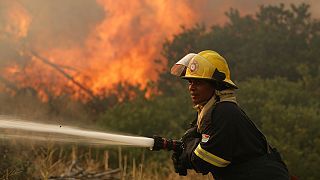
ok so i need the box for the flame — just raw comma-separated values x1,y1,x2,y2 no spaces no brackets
86,0,195,91
1,0,199,101
4,0,315,101
4,65,19,75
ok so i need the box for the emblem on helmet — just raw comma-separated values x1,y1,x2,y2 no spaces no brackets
189,60,198,73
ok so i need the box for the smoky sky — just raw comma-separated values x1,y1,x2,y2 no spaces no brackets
0,0,104,69
18,0,105,49
1,0,319,68
2,0,319,49
195,0,320,25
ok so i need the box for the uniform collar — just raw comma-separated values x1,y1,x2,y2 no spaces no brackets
196,95,217,130
216,89,237,104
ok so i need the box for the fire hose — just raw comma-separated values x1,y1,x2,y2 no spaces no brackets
0,118,188,175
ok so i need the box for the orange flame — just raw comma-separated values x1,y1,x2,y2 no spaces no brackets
9,0,319,101
1,0,200,101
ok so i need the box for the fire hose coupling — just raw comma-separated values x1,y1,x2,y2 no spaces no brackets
151,135,182,151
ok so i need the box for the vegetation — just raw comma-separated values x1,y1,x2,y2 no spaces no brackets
0,3,319,179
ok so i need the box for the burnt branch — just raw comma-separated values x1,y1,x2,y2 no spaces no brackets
30,50,98,101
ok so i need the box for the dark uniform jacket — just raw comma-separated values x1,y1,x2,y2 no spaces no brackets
181,101,289,180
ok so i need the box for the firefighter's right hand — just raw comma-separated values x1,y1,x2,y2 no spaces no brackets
151,135,165,151
151,135,182,151
172,151,187,176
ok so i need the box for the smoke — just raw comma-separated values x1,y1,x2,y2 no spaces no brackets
0,1,28,68
195,0,320,25
18,0,104,48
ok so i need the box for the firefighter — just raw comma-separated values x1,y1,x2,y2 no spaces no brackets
167,50,290,179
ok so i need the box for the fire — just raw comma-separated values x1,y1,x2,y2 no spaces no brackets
1,0,199,101
2,1,320,101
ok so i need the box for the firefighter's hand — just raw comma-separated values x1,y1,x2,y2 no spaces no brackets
151,135,182,151
172,151,187,176
151,135,164,151
178,127,201,171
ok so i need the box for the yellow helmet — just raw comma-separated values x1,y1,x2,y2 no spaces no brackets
171,50,237,88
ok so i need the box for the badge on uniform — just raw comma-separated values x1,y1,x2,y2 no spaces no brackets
201,134,210,143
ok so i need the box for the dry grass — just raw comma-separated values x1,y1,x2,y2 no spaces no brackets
0,140,214,180
130,162,214,180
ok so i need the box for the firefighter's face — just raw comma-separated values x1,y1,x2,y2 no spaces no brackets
188,79,215,105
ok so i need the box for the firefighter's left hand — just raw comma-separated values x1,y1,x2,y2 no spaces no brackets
172,151,187,176
177,127,202,170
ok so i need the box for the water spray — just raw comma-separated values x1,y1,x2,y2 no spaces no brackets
0,116,154,148
0,116,187,175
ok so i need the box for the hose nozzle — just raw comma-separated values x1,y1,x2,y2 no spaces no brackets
151,135,182,152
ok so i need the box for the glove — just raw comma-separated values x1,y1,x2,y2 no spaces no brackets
179,127,202,169
172,150,188,176
171,127,201,176
151,135,165,151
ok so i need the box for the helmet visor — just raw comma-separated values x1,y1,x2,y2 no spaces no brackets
170,53,196,76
